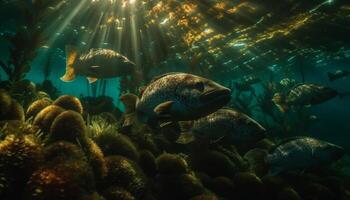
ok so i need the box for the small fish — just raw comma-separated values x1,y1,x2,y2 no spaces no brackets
265,137,344,175
327,70,350,82
176,108,266,144
272,83,338,112
123,72,231,128
61,46,136,83
279,78,297,88
119,93,139,128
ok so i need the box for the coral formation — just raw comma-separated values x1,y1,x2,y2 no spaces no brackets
53,95,83,114
33,105,65,134
47,110,88,146
26,98,52,120
94,133,139,161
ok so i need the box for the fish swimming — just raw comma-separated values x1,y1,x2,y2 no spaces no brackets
272,83,338,112
60,46,137,83
176,108,266,144
327,70,350,82
122,72,231,128
265,137,344,175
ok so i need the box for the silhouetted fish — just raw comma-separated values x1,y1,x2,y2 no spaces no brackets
61,46,136,83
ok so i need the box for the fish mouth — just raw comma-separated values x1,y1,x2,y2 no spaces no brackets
200,88,231,106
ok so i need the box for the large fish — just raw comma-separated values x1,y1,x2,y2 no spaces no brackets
272,83,338,112
61,46,137,83
265,137,344,175
177,108,266,144
122,72,231,128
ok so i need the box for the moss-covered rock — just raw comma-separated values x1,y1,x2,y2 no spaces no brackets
190,194,219,200
0,134,43,199
104,156,148,199
102,186,136,200
190,150,237,178
277,187,302,200
47,110,88,146
44,141,86,164
138,150,157,177
33,105,65,134
208,176,235,199
156,173,206,200
25,160,96,200
0,90,12,116
53,95,83,114
2,99,25,121
156,153,189,175
94,133,139,161
26,98,52,119
86,138,107,183
262,175,289,199
301,183,336,200
234,172,264,199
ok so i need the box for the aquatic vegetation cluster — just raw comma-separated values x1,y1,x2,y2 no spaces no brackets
0,74,350,200
0,0,349,199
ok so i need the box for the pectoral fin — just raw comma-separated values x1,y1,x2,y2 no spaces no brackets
154,101,174,115
87,77,98,83
176,132,195,144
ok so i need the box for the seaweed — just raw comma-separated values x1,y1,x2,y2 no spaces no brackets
0,1,50,82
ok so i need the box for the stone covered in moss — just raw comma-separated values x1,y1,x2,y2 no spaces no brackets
208,176,235,198
43,141,86,164
0,93,25,121
0,90,12,116
156,153,189,175
0,134,43,199
190,194,219,200
156,173,206,200
102,186,135,200
26,98,52,119
85,138,107,182
138,150,157,177
53,95,83,114
104,156,148,199
25,160,96,200
94,133,139,161
47,110,88,146
190,150,238,178
234,172,264,199
33,105,65,134
277,187,302,200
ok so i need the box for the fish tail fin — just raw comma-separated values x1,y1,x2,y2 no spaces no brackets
176,132,195,144
272,93,289,112
327,72,335,82
119,93,139,113
60,45,78,82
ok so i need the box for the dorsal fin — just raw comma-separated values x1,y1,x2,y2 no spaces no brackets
289,83,306,91
269,136,307,153
149,72,182,83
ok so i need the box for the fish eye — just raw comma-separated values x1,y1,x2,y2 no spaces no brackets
194,81,204,91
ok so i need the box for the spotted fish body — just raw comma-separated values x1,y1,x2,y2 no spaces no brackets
273,83,338,112
61,46,136,83
135,72,231,127
191,108,266,143
285,83,337,105
265,137,344,175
